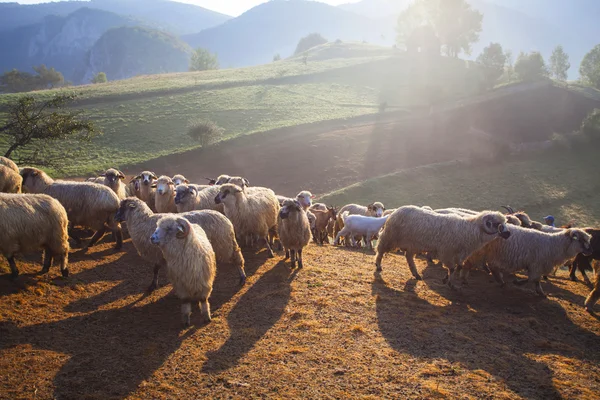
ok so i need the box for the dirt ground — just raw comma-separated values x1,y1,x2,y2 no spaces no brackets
1,235,600,399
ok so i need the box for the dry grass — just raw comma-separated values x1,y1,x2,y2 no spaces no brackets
1,236,600,399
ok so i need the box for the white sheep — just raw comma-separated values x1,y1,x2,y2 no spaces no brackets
0,156,19,173
0,165,22,193
20,167,122,250
0,193,70,278
99,168,127,200
174,184,223,213
154,175,177,213
375,206,511,287
335,212,390,250
151,216,216,326
133,171,157,208
172,174,189,186
334,202,385,246
277,199,311,268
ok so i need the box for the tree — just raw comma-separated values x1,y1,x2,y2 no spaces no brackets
273,54,281,62
32,65,64,88
0,95,99,169
91,72,108,84
504,49,514,82
580,44,600,89
189,48,219,71
549,45,570,82
187,119,222,147
0,66,65,93
514,51,548,82
476,42,506,88
396,0,483,57
294,33,327,55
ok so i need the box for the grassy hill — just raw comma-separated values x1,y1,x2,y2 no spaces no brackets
0,44,486,176
319,145,600,227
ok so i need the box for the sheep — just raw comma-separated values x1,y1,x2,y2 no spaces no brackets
335,212,390,250
214,183,279,257
99,168,127,200
154,175,177,213
334,202,385,246
584,263,600,313
569,228,600,284
20,167,122,250
0,156,19,173
115,197,246,290
434,207,479,216
204,174,232,186
277,199,311,268
133,171,157,204
375,206,511,286
174,184,223,214
86,176,104,183
172,174,189,186
126,177,140,198
0,165,22,193
311,206,337,244
383,208,397,216
310,203,328,212
151,216,216,326
0,193,69,279
463,226,592,297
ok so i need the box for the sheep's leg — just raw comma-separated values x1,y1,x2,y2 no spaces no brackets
68,228,83,248
231,248,246,285
351,236,357,248
41,249,53,274
6,256,19,279
534,280,547,297
200,298,211,323
405,252,422,280
489,268,505,286
85,226,107,250
426,252,434,264
181,302,192,327
264,235,275,258
579,258,592,286
585,277,600,312
284,248,290,260
297,249,304,269
290,249,297,269
366,232,374,250
111,223,123,251
441,264,453,284
58,253,69,278
148,264,162,292
569,259,579,281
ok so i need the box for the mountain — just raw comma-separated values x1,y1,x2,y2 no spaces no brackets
0,8,140,83
182,0,393,68
0,0,230,36
77,26,192,83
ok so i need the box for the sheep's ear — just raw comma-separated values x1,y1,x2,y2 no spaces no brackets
184,179,189,184
130,175,140,182
243,178,250,186
150,172,157,179
293,199,302,209
151,183,157,188
176,219,190,239
189,186,198,196
118,171,125,179
99,173,106,177
367,203,374,210
310,195,315,199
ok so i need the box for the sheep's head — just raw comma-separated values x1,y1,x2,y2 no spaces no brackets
136,171,157,186
480,212,510,239
155,176,175,196
280,199,303,219
102,168,125,185
367,202,385,217
327,205,337,220
296,191,314,209
172,174,189,186
566,229,593,256
151,216,191,246
20,167,47,193
513,212,533,228
505,215,522,226
228,176,250,190
215,174,232,185
214,183,243,204
175,184,198,205
115,197,145,222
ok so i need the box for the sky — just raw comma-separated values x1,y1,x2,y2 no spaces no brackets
0,0,361,17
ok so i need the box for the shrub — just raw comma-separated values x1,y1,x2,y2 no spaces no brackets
187,119,223,147
581,108,600,141
91,72,107,84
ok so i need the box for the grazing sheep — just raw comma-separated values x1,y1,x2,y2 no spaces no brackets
0,165,22,193
584,263,600,313
464,226,592,296
334,202,385,245
115,198,246,291
311,206,337,244
151,216,216,326
335,212,390,250
99,168,127,200
172,174,189,186
0,156,19,173
0,193,69,278
569,228,600,284
277,199,311,268
154,175,177,213
214,183,279,257
375,206,511,286
174,184,223,213
20,167,122,250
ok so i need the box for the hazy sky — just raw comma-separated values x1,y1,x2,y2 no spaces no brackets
0,1,360,17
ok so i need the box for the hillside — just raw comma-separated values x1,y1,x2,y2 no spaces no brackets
182,0,393,68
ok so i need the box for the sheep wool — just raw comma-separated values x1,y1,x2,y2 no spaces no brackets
0,166,22,193
277,199,311,268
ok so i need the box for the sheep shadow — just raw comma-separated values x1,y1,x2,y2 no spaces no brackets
0,294,196,399
372,266,600,399
202,260,292,373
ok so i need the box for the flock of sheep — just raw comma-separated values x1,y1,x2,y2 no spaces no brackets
1,156,599,326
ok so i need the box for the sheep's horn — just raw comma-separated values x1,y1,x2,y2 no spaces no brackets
176,220,190,239
205,177,217,185
501,205,514,214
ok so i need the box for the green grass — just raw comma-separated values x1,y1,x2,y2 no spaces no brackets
319,146,600,226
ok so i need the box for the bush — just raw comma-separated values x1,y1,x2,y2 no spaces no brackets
514,51,548,82
189,48,219,71
581,108,600,141
187,119,223,147
273,54,281,62
91,72,107,84
294,33,327,55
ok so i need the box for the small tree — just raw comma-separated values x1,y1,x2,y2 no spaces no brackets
504,49,514,82
294,33,327,55
187,119,223,147
0,95,99,169
549,45,570,82
273,54,281,62
580,44,600,89
581,108,600,141
91,72,108,84
189,48,219,71
514,51,548,82
32,65,64,89
476,42,506,88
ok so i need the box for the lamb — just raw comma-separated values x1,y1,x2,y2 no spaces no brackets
375,206,511,286
0,165,22,193
335,212,390,250
115,197,246,290
154,175,177,213
0,193,69,279
277,199,311,268
151,216,216,326
334,202,385,245
463,226,592,296
0,156,19,173
174,184,223,213
20,167,122,250
172,174,189,186
311,206,337,244
99,168,127,200
214,183,279,257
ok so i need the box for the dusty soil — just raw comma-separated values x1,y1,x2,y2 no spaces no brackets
1,237,599,399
